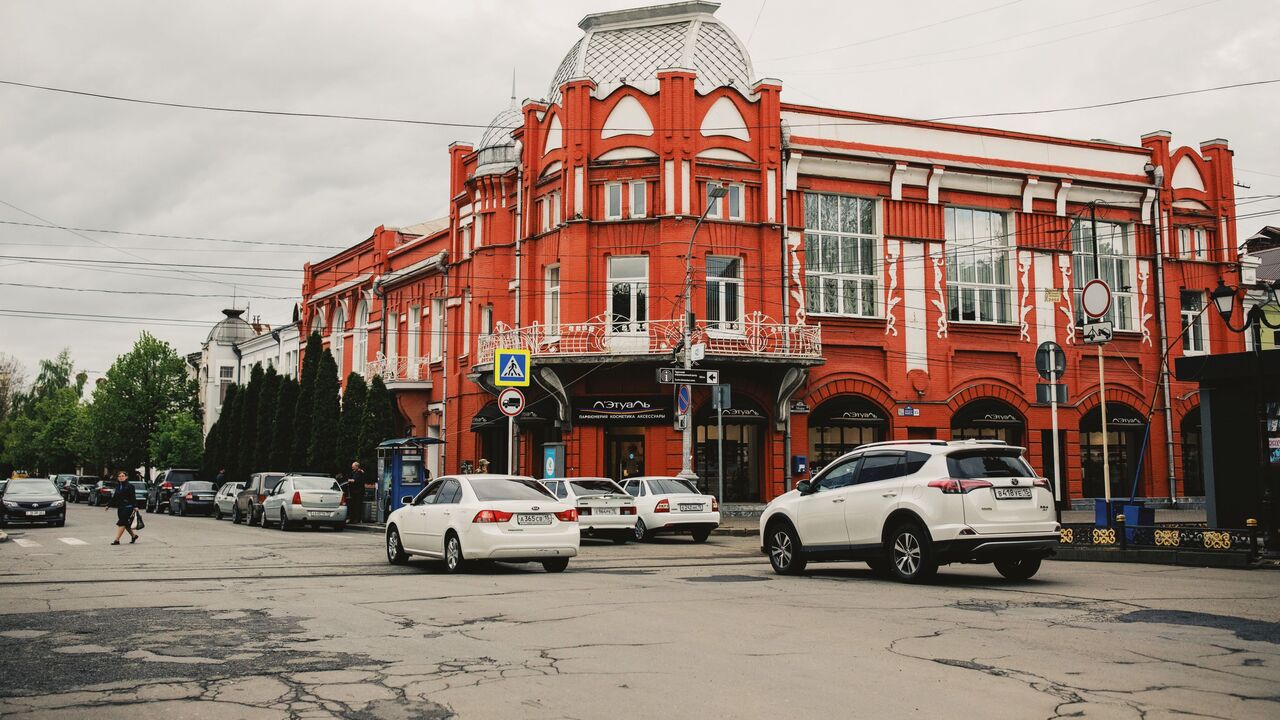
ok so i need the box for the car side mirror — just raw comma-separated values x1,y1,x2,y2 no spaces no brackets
400,496,412,506
796,480,814,495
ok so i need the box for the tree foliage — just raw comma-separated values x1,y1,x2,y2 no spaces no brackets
254,367,281,473
360,375,399,477
238,363,265,477
308,351,341,474
0,350,89,476
338,373,367,472
270,377,299,471
292,333,324,469
151,412,203,469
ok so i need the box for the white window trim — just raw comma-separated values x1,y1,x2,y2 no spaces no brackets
1178,226,1208,261
430,299,444,362
946,206,1016,326
727,183,744,221
605,182,623,220
1181,291,1210,355
607,256,649,335
545,264,561,338
629,180,647,219
540,198,551,232
1072,219,1138,332
804,193,883,319
460,291,471,359
706,255,745,334
407,304,420,367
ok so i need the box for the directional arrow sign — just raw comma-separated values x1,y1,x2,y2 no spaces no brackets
657,367,720,385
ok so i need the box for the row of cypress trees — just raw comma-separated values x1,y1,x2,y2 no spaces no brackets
203,333,398,485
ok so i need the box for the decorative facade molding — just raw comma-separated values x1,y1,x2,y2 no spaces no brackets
885,239,901,337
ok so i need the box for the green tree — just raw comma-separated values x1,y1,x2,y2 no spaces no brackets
254,366,281,473
338,373,368,471
360,375,399,477
308,351,341,474
222,384,245,483
238,363,265,476
1,352,87,475
150,412,204,469
86,333,198,479
202,413,223,482
270,377,299,471
292,333,324,469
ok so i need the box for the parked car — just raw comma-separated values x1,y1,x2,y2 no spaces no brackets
257,474,347,531
213,482,244,520
146,468,200,513
169,481,217,516
543,477,636,543
760,440,1060,583
385,474,579,573
233,472,288,525
1,477,66,527
68,476,97,503
88,479,118,506
54,474,78,501
619,476,720,543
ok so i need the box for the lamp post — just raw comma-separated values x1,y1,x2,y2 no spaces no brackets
679,184,729,483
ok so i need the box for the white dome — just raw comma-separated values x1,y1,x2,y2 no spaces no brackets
478,104,521,149
207,309,256,344
547,1,754,104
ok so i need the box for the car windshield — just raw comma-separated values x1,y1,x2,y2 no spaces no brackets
56,474,76,482
5,479,58,496
469,477,557,502
570,480,623,496
184,481,214,492
166,471,198,485
946,451,1035,479
263,474,286,490
129,481,146,491
647,478,699,495
292,477,340,491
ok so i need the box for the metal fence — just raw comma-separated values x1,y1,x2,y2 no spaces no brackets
1058,521,1261,560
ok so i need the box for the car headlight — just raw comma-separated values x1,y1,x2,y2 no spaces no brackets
2,501,16,508
52,499,65,507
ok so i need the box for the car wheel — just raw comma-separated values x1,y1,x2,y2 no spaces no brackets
231,506,241,524
691,529,711,543
993,556,1042,581
332,523,344,532
278,509,291,531
214,506,223,521
542,558,569,573
633,518,652,542
259,507,269,528
443,533,465,574
178,502,187,517
886,522,937,584
767,521,807,575
386,526,408,565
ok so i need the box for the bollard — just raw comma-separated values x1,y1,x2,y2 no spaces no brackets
1247,518,1258,560
1116,514,1126,551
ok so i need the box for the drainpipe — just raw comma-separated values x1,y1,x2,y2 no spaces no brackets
441,262,450,474
780,121,793,492
1150,167,1178,503
514,141,523,329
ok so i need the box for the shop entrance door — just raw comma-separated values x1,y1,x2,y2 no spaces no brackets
605,427,645,481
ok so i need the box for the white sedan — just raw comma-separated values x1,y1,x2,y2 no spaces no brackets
619,476,720,543
213,482,244,520
543,477,637,543
385,474,579,573
259,474,348,531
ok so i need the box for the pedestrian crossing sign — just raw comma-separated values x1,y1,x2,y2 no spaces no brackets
494,348,531,387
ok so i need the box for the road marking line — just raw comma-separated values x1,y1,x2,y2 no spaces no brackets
58,537,88,546
12,538,41,548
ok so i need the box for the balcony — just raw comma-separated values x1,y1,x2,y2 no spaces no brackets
364,354,432,389
476,311,822,367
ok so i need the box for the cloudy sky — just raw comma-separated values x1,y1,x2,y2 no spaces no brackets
2,0,1278,387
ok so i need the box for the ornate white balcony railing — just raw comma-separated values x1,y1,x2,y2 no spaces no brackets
364,354,431,384
477,311,821,365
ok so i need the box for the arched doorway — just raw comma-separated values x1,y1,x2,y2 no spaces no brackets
1080,403,1147,499
807,395,890,474
470,402,509,474
1181,409,1203,496
695,394,766,502
951,399,1025,446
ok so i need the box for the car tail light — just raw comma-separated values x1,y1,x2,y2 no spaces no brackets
472,509,513,523
1032,478,1051,490
291,491,302,505
711,497,719,512
621,506,636,515
654,499,669,513
162,482,173,490
185,492,194,500
257,495,266,504
339,493,347,506
576,506,592,515
927,478,994,494
555,508,578,522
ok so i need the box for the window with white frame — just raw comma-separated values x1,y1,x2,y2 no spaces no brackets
803,193,879,317
706,182,745,221
605,183,623,220
1072,220,1136,331
407,305,420,367
540,198,551,232
1181,291,1209,354
430,299,443,362
706,256,743,331
353,299,369,374
608,256,648,333
460,224,472,257
946,207,1013,325
545,264,561,332
219,366,234,404
461,290,471,359
551,192,561,226
331,306,346,377
480,304,493,337
630,180,647,218
1178,226,1208,260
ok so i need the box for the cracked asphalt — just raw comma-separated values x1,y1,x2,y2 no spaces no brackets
0,507,1277,719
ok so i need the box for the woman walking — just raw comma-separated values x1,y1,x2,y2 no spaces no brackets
105,470,139,545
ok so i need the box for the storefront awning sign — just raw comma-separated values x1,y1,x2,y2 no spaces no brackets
574,395,671,424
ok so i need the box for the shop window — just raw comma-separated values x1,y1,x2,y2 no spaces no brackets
951,399,1024,447
803,193,879,318
946,207,1013,325
706,256,743,331
1181,291,1209,354
1181,411,1203,496
1079,404,1146,499
1072,220,1136,330
806,395,889,473
607,256,648,333
1178,227,1208,260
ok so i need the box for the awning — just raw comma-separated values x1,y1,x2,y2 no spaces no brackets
1081,403,1147,432
809,395,889,426
952,399,1025,427
471,401,551,431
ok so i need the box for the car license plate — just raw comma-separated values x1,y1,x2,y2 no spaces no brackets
27,510,45,516
594,507,617,516
994,487,1033,500
678,503,703,512
517,513,551,525
307,511,331,518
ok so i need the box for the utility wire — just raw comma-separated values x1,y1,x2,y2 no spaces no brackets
0,219,347,249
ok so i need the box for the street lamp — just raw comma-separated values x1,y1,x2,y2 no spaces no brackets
678,184,729,483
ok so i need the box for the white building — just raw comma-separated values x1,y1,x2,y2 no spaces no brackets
192,308,301,437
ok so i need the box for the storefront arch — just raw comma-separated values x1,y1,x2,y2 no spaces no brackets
807,394,890,473
951,398,1026,446
1079,403,1148,499
695,393,768,503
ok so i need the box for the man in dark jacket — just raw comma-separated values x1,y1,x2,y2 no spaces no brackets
348,462,365,523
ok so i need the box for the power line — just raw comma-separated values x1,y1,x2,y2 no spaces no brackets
0,281,298,300
0,219,347,249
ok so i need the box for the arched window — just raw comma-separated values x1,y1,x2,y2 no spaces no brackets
353,299,369,375
331,304,346,378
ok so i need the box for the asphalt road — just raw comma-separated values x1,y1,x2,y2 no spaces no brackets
0,503,1277,719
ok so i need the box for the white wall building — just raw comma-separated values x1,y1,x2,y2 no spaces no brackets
193,308,301,437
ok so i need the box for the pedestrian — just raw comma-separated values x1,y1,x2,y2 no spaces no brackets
477,458,490,473
348,462,365,523
215,468,225,488
105,470,139,545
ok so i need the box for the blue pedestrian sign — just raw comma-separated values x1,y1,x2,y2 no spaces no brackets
494,348,531,387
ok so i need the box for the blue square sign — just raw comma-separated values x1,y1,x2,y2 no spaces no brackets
494,348,531,387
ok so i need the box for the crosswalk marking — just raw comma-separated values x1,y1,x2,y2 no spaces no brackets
12,538,41,548
58,537,88,546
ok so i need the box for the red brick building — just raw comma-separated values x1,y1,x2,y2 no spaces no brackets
300,1,1242,506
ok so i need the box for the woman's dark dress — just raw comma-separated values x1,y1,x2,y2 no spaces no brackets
110,481,137,528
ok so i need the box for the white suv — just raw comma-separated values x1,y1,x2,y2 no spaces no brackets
760,440,1059,582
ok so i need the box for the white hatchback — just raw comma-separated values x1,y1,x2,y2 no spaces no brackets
620,476,720,543
760,440,1059,582
385,474,579,573
542,477,637,543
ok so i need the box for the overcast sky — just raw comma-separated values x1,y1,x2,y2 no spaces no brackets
2,0,1278,387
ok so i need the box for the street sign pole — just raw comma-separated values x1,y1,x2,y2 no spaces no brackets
1048,344,1062,521
508,414,515,475
713,384,729,502
1099,342,1111,511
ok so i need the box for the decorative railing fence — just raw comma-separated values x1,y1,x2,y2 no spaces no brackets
364,354,431,384
1058,521,1261,561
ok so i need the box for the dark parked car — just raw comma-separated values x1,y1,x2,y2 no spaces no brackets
147,468,200,513
53,474,76,500
233,472,287,525
71,476,98,503
169,481,217,516
88,479,118,506
1,477,67,527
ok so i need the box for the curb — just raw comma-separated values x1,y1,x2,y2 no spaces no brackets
342,523,758,538
0,530,7,543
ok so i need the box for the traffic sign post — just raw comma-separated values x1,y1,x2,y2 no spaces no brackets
658,367,720,385
498,388,525,476
1080,277,1114,511
712,384,731,502
494,349,531,387
1036,340,1066,513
